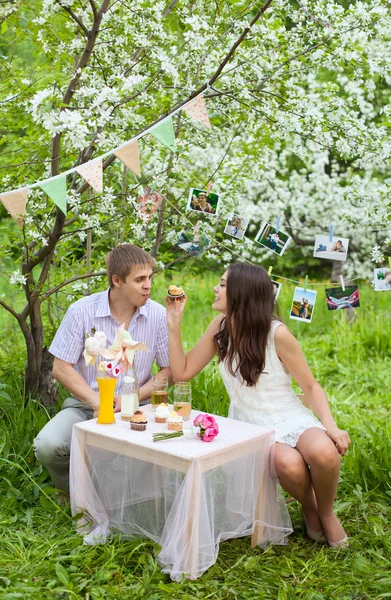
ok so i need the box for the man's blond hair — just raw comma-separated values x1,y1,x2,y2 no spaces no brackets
105,244,155,288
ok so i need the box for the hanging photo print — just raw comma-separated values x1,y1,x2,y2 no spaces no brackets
224,212,249,240
325,285,360,310
255,222,291,256
373,268,391,291
271,280,282,302
176,226,210,257
137,186,163,221
187,188,219,215
290,287,317,323
313,234,349,262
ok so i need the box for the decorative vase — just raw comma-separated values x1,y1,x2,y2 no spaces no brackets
96,376,116,424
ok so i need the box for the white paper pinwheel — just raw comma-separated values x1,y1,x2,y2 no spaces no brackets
83,331,108,366
100,324,149,372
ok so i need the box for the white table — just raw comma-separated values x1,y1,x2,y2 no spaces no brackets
70,406,292,581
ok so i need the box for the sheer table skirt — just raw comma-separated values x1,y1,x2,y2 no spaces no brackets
70,427,292,581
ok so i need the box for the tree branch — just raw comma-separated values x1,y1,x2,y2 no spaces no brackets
41,271,106,301
209,0,273,86
54,0,89,36
30,0,272,268
0,298,21,321
88,0,98,19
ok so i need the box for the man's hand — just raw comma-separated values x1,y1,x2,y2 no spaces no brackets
114,394,121,413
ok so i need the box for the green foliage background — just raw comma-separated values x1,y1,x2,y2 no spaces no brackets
1,273,390,599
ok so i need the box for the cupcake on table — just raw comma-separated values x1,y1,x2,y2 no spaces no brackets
167,411,183,431
155,403,170,423
130,410,148,431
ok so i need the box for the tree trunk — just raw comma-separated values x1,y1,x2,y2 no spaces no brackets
330,260,342,283
19,306,57,407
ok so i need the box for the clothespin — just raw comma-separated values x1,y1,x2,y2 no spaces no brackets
329,225,334,242
340,274,345,291
207,181,213,196
304,275,308,291
193,220,200,234
276,217,281,234
268,266,273,278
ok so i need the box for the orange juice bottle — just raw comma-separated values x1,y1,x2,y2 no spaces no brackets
97,377,116,424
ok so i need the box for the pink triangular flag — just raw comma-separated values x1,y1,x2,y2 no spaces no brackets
0,188,28,226
75,158,103,193
183,95,211,128
114,141,141,177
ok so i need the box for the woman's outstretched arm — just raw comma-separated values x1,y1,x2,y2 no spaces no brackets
275,325,351,455
166,294,223,382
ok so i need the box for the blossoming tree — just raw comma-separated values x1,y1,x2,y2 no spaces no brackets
0,0,390,402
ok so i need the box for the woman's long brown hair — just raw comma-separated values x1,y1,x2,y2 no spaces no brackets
214,263,278,387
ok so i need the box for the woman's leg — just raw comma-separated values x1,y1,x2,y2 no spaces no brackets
295,428,346,543
274,442,322,533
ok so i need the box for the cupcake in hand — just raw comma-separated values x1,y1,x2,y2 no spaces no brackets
155,403,170,423
167,285,184,300
130,410,147,431
167,411,183,431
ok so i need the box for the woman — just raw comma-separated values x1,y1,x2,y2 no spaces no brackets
166,263,350,548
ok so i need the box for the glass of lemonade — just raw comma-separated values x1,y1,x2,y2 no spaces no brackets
151,374,169,411
173,381,192,421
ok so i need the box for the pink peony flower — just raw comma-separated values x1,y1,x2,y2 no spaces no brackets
200,414,217,430
200,426,219,442
193,414,203,427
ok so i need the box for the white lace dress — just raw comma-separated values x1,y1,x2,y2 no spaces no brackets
219,320,326,447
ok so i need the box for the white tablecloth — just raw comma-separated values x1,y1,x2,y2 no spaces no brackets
70,406,292,581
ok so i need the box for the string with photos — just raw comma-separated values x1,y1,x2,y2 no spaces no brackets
157,191,364,289
184,88,391,236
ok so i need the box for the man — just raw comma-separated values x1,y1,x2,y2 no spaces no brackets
34,244,171,492
329,240,346,253
378,270,391,290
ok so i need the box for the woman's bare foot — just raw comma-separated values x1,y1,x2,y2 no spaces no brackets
320,513,346,543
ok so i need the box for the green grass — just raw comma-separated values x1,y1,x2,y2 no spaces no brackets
1,273,391,599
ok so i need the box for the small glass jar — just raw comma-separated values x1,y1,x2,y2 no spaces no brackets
151,374,169,411
121,365,139,421
173,381,192,421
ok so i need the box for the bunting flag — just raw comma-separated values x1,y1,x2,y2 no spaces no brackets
149,117,176,151
114,141,141,177
39,174,67,214
0,188,28,226
75,158,103,193
183,94,211,128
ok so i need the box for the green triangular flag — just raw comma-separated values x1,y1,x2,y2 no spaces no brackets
38,174,67,214
150,117,176,151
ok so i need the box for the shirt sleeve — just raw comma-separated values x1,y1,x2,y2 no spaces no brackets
48,305,85,365
154,312,169,368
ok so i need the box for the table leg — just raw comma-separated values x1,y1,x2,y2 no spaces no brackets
251,450,270,549
183,464,201,579
70,427,90,514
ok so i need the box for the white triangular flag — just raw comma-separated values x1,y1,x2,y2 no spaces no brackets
183,95,211,128
75,158,103,193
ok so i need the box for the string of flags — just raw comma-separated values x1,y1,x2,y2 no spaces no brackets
1,87,390,323
0,92,211,223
